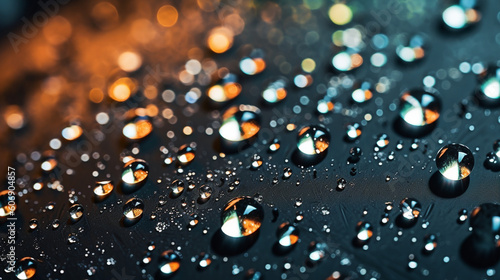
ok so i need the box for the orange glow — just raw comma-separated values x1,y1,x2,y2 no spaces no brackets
108,77,137,102
157,5,178,27
223,83,242,99
146,104,159,117
276,88,287,100
4,105,24,130
144,86,158,99
118,51,142,72
89,88,104,103
197,0,220,12
253,58,266,74
208,27,234,54
414,47,425,59
351,53,363,68
43,16,72,45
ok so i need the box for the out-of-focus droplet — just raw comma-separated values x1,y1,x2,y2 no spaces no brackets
328,3,352,25
121,158,149,186
177,144,195,166
4,105,25,130
356,221,374,243
476,66,500,107
207,73,241,103
399,89,441,127
159,250,181,276
277,222,299,247
69,204,84,223
345,123,362,141
307,242,327,264
122,108,153,140
221,196,264,238
436,143,474,180
424,234,438,253
0,190,16,217
219,105,261,149
268,139,281,153
41,153,57,172
332,51,363,72
123,198,144,220
375,134,390,149
283,167,292,179
157,5,178,27
15,257,37,280
400,197,421,222
94,180,114,198
240,49,266,75
317,99,334,114
250,154,263,170
262,78,287,103
458,209,468,224
61,124,83,141
118,51,142,72
196,252,212,269
108,77,137,102
208,27,234,54
294,73,313,88
351,82,373,103
442,4,480,30
396,34,426,63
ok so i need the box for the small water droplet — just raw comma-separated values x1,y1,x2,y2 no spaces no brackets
250,154,263,170
94,180,114,199
170,179,185,198
121,158,149,187
345,123,362,141
28,218,38,230
69,204,84,223
436,143,474,180
158,250,181,276
176,144,195,166
283,167,292,179
355,221,374,243
423,234,437,253
0,190,16,217
123,198,144,220
262,78,287,104
219,105,261,151
337,178,347,191
221,196,264,238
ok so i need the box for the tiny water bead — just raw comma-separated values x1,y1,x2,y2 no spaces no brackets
0,189,16,217
207,73,241,103
219,105,261,147
122,108,153,140
296,125,331,156
436,143,474,180
399,89,441,127
262,78,287,104
159,250,181,276
458,209,468,224
176,144,195,166
121,158,149,186
283,167,292,179
123,198,144,220
277,223,299,247
476,66,500,107
400,198,421,222
69,204,84,223
15,257,37,280
93,180,114,198
337,178,347,191
345,123,362,141
348,147,362,163
221,196,264,238
355,221,374,243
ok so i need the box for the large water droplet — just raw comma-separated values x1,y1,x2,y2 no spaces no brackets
442,4,480,30
294,125,330,166
69,204,84,223
159,250,181,276
221,196,264,238
15,257,37,280
121,158,149,187
436,143,474,180
176,144,195,166
219,105,261,152
122,108,153,140
123,198,144,221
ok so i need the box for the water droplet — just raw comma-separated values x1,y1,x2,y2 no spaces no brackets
51,219,60,229
283,167,292,179
436,143,474,180
67,233,78,244
15,257,37,280
207,73,241,103
159,250,181,276
277,222,299,247
61,124,83,141
375,134,390,149
351,83,373,103
307,242,327,264
337,178,347,191
195,185,211,203
188,213,199,228
240,49,266,75
69,204,84,223
221,196,264,238
219,105,261,151
122,108,153,140
355,221,374,243
295,211,304,223
458,209,468,224
442,4,479,30
123,198,144,220
250,154,263,170
268,138,281,153
0,190,16,217
399,198,421,224
176,144,195,166
170,179,185,198
423,234,437,253
93,180,114,199
380,213,390,225
397,88,441,137
396,34,426,63
345,123,362,141
28,218,38,230
121,158,149,186
348,147,362,163
476,66,500,107
317,99,334,114
332,51,362,72
295,125,330,164
41,154,57,172
196,252,212,269
262,78,287,104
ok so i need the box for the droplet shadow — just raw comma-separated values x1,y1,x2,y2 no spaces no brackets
429,171,469,198
211,229,259,257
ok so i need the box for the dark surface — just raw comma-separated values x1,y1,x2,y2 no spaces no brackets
1,0,500,279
